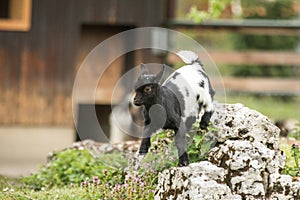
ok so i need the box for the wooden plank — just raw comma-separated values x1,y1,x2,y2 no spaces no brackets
213,77,300,95
207,51,300,66
169,19,300,35
168,51,300,66
171,19,300,29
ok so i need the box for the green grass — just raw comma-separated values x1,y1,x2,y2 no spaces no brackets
225,95,300,121
0,181,155,200
0,186,83,200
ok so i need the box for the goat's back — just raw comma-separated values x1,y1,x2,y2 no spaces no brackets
162,62,213,126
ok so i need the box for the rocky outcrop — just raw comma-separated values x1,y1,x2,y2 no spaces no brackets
155,103,300,200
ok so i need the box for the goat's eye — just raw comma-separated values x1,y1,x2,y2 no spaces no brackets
144,86,152,93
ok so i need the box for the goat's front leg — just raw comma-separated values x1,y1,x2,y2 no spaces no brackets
139,104,166,155
139,126,153,155
175,126,189,166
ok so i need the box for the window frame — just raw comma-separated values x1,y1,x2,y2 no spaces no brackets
0,0,32,31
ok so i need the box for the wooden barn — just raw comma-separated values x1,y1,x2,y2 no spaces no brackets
2,0,299,176
0,0,171,176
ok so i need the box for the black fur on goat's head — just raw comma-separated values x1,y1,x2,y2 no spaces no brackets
133,64,165,106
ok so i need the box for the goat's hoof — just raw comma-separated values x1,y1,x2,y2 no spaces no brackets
138,149,148,155
178,152,189,167
200,123,208,130
178,160,189,167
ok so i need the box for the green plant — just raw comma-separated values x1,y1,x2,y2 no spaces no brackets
146,124,217,166
146,129,179,169
289,123,300,140
20,138,179,198
23,149,126,190
187,122,218,163
283,144,300,177
187,0,232,23
15,123,219,199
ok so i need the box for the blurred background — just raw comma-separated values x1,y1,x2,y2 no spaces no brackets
0,0,299,177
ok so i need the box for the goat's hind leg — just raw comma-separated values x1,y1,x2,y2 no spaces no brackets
200,111,213,130
175,126,189,166
200,102,214,130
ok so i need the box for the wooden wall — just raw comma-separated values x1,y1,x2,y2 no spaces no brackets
0,0,168,126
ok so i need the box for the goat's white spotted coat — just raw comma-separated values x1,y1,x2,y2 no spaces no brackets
163,51,213,122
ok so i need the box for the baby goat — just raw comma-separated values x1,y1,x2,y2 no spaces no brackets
133,50,215,166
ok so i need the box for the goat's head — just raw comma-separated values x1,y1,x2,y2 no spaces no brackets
133,64,164,106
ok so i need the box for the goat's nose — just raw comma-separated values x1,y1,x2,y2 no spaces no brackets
133,97,142,106
133,97,139,103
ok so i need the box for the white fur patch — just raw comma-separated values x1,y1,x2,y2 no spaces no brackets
177,50,199,65
163,62,213,122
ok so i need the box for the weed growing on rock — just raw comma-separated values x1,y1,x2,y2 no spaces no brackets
187,122,219,163
283,144,300,177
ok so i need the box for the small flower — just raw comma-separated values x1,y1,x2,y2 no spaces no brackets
80,180,89,188
134,177,140,183
125,174,132,180
70,182,74,188
114,184,121,190
93,176,100,185
103,169,108,175
140,181,145,187
3,187,9,192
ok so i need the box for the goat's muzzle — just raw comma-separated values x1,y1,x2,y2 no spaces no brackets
133,98,143,106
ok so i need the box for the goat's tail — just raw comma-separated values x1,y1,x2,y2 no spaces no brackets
177,50,200,65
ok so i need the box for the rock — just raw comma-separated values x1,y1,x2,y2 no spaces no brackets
210,103,280,148
208,139,286,198
155,161,242,200
155,103,300,200
269,173,300,199
47,139,141,161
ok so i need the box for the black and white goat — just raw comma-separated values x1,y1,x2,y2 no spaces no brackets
133,50,215,166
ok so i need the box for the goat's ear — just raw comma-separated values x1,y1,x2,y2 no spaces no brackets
141,63,149,75
155,64,165,83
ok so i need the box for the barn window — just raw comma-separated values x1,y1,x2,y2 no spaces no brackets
0,0,32,31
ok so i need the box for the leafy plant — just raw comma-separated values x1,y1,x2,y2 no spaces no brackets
281,122,300,177
16,122,219,199
20,135,180,198
23,149,126,190
283,144,300,177
288,122,300,140
187,0,232,23
187,122,218,163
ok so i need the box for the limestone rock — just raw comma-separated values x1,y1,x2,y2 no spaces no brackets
155,103,300,200
269,173,300,199
208,139,286,198
210,103,280,148
155,161,242,200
